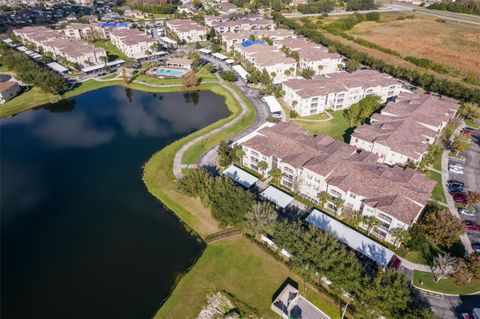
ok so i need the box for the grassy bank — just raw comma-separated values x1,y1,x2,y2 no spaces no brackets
155,237,342,319
180,84,255,165
290,110,351,142
413,270,480,295
426,170,447,204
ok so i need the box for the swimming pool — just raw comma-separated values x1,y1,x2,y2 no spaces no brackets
155,68,187,77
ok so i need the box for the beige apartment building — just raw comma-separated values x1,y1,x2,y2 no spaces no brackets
282,70,401,116
351,93,459,166
239,122,435,245
166,19,207,43
110,28,157,58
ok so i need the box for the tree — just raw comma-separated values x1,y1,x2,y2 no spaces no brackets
423,210,463,248
345,59,360,72
466,191,480,205
362,215,380,233
182,72,198,88
257,161,268,178
219,70,237,82
343,95,382,127
453,254,480,285
331,197,344,215
269,168,282,186
245,201,278,235
289,109,299,118
391,227,410,247
458,102,480,123
451,134,470,155
431,253,458,282
218,140,232,167
366,11,380,21
317,191,329,208
301,67,315,79
359,269,411,318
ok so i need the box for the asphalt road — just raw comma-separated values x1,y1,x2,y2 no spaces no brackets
196,54,270,168
450,128,480,250
421,292,480,319
284,3,480,26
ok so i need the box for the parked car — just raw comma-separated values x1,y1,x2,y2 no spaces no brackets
461,129,473,136
450,191,466,197
453,196,468,204
463,220,480,231
388,256,402,270
472,242,480,253
447,180,464,187
449,163,463,169
458,208,476,217
448,186,465,192
449,168,464,174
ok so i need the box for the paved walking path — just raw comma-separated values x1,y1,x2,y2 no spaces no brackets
398,257,431,272
290,111,333,122
173,74,249,178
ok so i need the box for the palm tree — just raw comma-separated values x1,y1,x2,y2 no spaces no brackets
257,161,268,178
432,253,458,282
390,227,410,247
458,102,480,124
269,168,282,186
362,215,380,233
331,197,345,215
317,191,329,209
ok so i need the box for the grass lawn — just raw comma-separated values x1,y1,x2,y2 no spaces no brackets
413,270,480,295
181,83,255,165
426,170,447,204
432,151,442,171
465,118,480,129
290,110,352,142
154,237,343,319
1,86,60,117
89,40,130,61
100,73,119,80
403,251,428,265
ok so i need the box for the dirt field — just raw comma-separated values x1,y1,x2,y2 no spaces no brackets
348,12,480,79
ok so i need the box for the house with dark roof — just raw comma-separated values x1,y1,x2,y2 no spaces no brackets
351,93,459,165
239,122,435,245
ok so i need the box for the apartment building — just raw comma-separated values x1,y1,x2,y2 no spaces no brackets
351,93,459,166
218,2,238,14
13,26,107,67
204,13,264,27
64,24,96,40
166,19,207,43
282,70,401,116
239,122,435,245
212,18,275,34
110,28,157,58
235,43,297,83
273,37,343,75
221,29,297,51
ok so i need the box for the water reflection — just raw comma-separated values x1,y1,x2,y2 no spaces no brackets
1,86,229,319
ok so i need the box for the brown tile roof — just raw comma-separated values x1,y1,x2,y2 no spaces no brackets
276,37,342,61
110,28,155,45
283,70,399,99
238,43,296,66
244,122,435,224
352,93,459,160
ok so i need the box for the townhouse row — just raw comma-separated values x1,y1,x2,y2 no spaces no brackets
13,26,107,68
238,122,436,246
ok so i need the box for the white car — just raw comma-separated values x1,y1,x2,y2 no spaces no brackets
458,208,476,217
449,167,464,174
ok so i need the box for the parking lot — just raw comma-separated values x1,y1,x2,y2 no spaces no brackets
448,127,480,252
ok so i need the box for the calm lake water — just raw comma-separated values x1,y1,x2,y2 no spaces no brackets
1,86,230,319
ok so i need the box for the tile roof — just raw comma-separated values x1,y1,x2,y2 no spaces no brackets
275,37,342,61
352,93,459,160
283,70,399,99
243,122,435,224
0,80,19,93
110,28,155,45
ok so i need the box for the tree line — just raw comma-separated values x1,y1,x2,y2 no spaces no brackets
274,13,480,103
429,0,480,15
177,168,434,318
0,43,68,94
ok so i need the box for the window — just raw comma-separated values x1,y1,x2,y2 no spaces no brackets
310,109,317,115
349,193,356,199
330,189,341,198
284,167,293,174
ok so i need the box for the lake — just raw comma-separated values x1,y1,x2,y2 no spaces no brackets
0,86,230,319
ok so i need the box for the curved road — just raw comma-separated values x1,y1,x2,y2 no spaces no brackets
173,74,266,178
